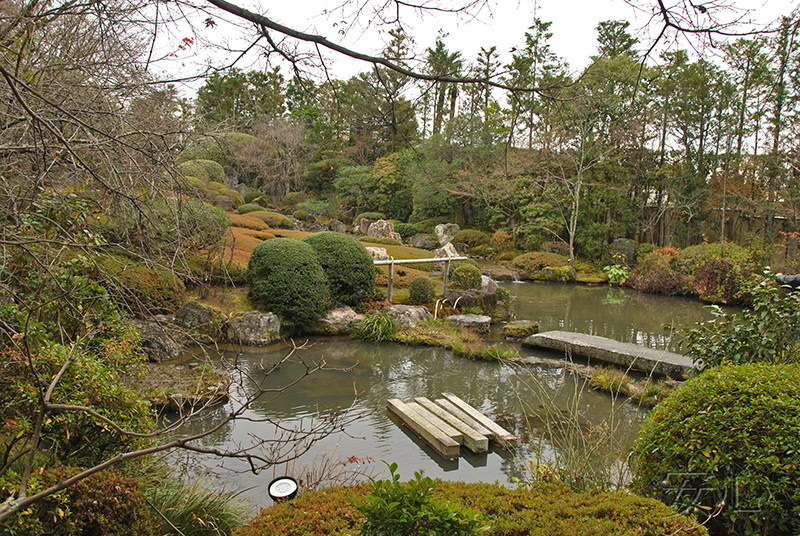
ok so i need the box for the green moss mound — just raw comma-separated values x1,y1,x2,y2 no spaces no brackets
301,232,376,306
248,210,295,229
247,238,330,328
631,363,800,535
237,481,706,536
512,252,569,273
237,203,262,214
451,263,483,290
244,190,265,204
453,229,490,248
178,159,226,183
114,264,187,315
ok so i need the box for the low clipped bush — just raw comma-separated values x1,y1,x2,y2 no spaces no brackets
451,263,483,290
511,252,568,273
677,242,754,278
248,210,295,229
296,198,337,217
631,363,800,536
247,238,331,328
237,203,263,214
301,232,377,306
408,277,436,304
244,190,265,204
628,246,688,296
293,209,309,220
394,222,420,241
693,258,746,304
452,230,490,248
12,466,156,536
281,191,308,207
114,264,187,315
238,480,706,536
490,230,514,252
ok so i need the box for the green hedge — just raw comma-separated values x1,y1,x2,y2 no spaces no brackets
247,238,330,328
631,363,800,535
301,232,376,306
237,481,707,536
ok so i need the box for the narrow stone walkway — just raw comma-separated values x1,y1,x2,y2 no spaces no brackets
521,330,694,379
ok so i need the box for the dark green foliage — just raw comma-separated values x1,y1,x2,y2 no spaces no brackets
244,191,265,204
451,264,483,290
354,212,386,226
352,313,399,342
413,216,450,234
631,363,800,536
453,230,491,248
394,222,420,240
281,191,308,207
684,275,800,368
237,203,263,214
296,198,337,217
238,480,707,536
5,466,156,536
350,463,487,536
408,277,436,304
301,232,377,306
247,238,331,328
635,242,656,263
511,252,568,273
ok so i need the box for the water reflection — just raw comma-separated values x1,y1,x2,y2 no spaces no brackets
166,283,718,509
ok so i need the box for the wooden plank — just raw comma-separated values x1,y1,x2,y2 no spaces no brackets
434,398,493,438
406,402,463,444
441,393,517,448
415,397,489,453
386,399,460,459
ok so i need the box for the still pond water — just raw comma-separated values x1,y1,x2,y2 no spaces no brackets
167,283,717,508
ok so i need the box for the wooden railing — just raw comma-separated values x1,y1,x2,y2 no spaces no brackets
373,256,469,301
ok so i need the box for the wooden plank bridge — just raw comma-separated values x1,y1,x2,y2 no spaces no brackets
387,392,516,460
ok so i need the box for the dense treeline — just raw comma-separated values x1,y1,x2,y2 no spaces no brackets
190,14,800,266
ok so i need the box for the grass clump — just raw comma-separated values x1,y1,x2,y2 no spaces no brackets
352,313,399,343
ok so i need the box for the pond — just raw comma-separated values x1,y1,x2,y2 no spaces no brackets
165,283,718,509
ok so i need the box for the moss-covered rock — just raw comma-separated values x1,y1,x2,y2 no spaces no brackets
172,301,228,343
502,320,540,340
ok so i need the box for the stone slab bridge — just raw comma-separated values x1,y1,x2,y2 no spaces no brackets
521,330,694,380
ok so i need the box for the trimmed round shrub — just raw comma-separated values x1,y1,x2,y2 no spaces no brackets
490,230,514,252
247,238,331,328
293,209,310,221
237,203,263,214
177,159,226,183
282,191,308,207
301,232,376,306
394,222,420,241
511,252,568,273
244,190,265,204
249,210,295,229
408,277,436,304
452,230,490,248
451,263,482,290
631,363,800,536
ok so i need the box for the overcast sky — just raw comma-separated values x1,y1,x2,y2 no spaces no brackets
164,0,797,94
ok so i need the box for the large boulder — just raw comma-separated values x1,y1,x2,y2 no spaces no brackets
358,218,375,235
135,318,186,362
381,305,431,329
484,265,521,282
306,306,365,335
493,301,513,322
367,219,402,242
447,313,491,334
434,242,459,259
443,289,499,312
227,311,281,346
408,233,438,250
481,275,498,294
365,247,390,261
434,223,460,246
329,219,347,233
172,301,228,343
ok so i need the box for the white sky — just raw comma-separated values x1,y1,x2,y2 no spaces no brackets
163,0,798,95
